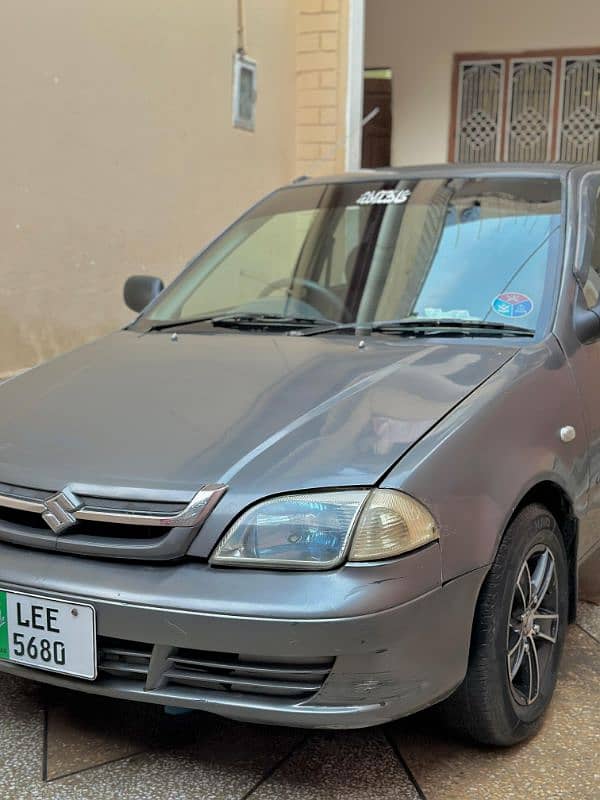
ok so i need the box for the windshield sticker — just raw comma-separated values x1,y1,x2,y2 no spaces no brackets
492,292,534,319
356,189,411,206
424,308,477,320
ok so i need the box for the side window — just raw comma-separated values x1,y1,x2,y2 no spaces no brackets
582,185,600,309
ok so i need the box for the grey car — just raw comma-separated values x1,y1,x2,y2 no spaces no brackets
1,163,599,746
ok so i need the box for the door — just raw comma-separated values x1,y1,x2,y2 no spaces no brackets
361,75,392,168
570,172,600,560
450,51,600,163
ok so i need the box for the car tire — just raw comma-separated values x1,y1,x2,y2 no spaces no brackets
439,503,569,746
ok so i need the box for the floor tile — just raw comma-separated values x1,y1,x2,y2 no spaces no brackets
47,713,303,800
44,688,157,780
579,549,600,604
250,729,420,800
578,601,600,643
0,674,45,799
390,626,600,800
0,673,304,800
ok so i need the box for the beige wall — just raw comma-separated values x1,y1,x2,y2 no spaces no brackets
365,0,600,167
0,0,297,375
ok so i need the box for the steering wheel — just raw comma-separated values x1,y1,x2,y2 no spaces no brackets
258,277,346,316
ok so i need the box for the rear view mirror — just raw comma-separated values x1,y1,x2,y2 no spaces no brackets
124,275,164,313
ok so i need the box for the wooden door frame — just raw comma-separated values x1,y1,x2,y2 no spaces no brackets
448,47,600,162
361,74,392,168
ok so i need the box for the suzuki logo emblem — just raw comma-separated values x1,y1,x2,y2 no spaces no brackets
42,489,81,533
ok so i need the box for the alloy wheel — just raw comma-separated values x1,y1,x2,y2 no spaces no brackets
506,544,560,706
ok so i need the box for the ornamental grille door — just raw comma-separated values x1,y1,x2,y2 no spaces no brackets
451,50,600,162
559,57,600,161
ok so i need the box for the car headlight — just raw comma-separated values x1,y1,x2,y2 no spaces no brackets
210,489,438,569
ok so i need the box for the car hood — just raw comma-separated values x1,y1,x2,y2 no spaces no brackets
0,330,517,495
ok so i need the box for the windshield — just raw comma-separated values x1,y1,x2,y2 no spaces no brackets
146,177,562,334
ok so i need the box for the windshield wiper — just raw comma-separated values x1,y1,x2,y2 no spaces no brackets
146,313,220,332
296,318,535,337
211,313,332,330
370,318,535,337
146,312,332,332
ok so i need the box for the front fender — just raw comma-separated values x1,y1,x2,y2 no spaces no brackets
382,338,589,582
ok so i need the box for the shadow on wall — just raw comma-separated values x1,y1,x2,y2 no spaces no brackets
0,308,120,378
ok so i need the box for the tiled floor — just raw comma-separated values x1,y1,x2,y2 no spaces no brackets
1,557,598,800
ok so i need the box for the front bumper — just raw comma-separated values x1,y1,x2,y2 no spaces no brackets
0,543,487,729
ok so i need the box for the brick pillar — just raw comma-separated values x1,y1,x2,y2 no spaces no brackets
295,0,349,177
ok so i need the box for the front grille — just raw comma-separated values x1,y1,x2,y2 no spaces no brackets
98,638,153,680
165,649,331,698
77,496,188,515
0,507,173,542
0,481,52,503
62,520,172,541
97,636,333,701
0,506,49,530
0,481,223,560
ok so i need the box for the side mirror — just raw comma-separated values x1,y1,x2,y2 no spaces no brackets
574,301,600,344
124,275,164,313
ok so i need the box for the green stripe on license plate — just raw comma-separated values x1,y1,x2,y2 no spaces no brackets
0,591,9,659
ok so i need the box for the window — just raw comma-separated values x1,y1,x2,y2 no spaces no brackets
581,181,600,308
372,179,561,330
147,178,562,335
177,210,319,319
451,50,600,163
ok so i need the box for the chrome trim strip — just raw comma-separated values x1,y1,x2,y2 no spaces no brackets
73,508,178,526
0,494,45,514
0,483,227,530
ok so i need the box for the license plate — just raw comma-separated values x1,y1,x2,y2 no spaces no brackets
0,589,96,680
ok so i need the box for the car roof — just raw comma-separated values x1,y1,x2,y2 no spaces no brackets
293,162,600,186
